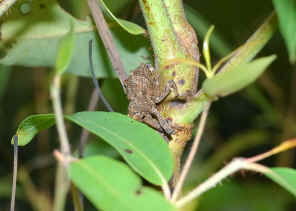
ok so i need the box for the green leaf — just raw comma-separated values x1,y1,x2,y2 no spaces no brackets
202,55,276,98
0,0,151,77
55,23,75,74
272,0,296,63
219,12,277,74
11,114,55,146
265,167,296,198
69,156,176,211
12,112,174,185
100,0,145,35
67,112,174,185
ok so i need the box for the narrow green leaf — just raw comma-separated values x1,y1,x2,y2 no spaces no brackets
67,112,174,185
11,114,55,146
203,26,214,71
202,55,276,98
220,12,277,73
12,112,174,185
272,0,296,63
69,156,176,211
100,0,145,35
265,167,296,197
55,23,75,74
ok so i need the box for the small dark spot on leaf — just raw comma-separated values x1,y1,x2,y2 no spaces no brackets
125,149,133,154
40,4,46,9
135,189,142,195
178,79,185,85
172,71,176,77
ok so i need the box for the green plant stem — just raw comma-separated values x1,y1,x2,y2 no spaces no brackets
50,75,71,211
53,164,70,211
175,158,248,208
138,0,186,66
172,103,210,201
139,0,198,96
163,0,200,61
0,0,18,17
51,76,71,156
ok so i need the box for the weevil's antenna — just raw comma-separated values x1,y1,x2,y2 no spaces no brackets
88,40,113,112
10,135,18,211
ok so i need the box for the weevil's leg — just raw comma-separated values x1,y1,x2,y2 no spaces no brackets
151,107,174,135
155,80,178,103
142,113,164,132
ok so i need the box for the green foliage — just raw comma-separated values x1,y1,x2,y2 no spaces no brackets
12,112,174,185
202,55,276,97
11,114,55,146
100,0,145,35
273,0,296,63
265,167,296,197
69,156,176,211
67,112,174,185
55,23,75,75
0,0,151,78
4,0,296,210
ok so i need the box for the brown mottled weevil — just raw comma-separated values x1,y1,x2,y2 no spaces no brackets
124,64,178,135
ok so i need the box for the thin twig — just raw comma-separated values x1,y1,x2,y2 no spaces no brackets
50,75,71,211
0,0,18,17
10,135,18,211
78,88,99,157
88,39,114,112
175,158,246,208
161,178,171,200
71,184,83,211
87,0,128,89
50,75,71,157
172,103,211,201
